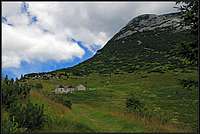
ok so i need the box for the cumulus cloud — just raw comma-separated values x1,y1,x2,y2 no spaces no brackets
2,2,178,69
27,2,178,49
2,19,84,68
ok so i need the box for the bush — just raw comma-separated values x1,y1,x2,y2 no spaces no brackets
48,94,72,109
179,79,198,89
2,78,46,132
2,116,19,134
63,100,72,109
34,83,43,89
126,93,144,113
2,79,31,108
125,95,170,124
9,100,46,131
57,95,72,109
125,93,171,124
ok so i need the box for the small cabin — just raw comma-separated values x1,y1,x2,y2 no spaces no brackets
76,84,86,91
53,84,86,94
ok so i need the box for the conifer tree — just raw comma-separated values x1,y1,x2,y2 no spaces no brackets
176,0,198,65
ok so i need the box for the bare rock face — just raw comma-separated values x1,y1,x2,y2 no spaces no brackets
114,13,190,41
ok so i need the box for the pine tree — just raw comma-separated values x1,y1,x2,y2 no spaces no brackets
175,0,198,65
20,74,24,80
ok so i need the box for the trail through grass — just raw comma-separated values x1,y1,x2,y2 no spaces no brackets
28,71,197,132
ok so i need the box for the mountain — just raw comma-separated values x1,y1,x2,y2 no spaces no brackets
19,12,198,132
24,12,195,78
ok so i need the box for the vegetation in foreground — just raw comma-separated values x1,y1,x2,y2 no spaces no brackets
22,69,198,133
1,0,198,133
2,77,46,133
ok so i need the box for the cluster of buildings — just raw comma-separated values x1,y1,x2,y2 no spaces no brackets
53,84,86,94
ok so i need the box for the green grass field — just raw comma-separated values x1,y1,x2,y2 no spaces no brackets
26,69,198,133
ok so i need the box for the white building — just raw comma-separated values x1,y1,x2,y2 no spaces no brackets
76,84,86,91
53,84,86,94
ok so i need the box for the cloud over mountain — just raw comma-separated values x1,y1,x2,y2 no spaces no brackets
2,2,178,71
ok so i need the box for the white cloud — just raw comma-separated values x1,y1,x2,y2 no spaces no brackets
2,2,178,69
26,2,177,47
2,2,22,17
2,22,85,68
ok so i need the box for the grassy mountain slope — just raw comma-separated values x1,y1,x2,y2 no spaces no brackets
22,12,198,132
28,71,197,132
46,12,196,77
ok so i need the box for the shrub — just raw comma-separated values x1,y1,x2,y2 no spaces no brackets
2,79,31,108
125,93,172,124
9,100,46,131
2,116,19,134
2,79,46,132
48,94,72,109
179,79,198,89
57,95,72,109
63,100,72,109
126,93,144,113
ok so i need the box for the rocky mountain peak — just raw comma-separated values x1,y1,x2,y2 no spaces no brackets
113,12,190,41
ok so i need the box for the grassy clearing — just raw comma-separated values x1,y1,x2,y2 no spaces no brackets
28,70,198,132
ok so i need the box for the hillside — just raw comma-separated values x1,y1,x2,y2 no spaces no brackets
17,12,198,133
24,12,196,79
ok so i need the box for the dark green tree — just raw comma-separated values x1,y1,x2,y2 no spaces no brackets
2,79,31,108
2,116,19,134
20,74,24,80
5,75,9,84
10,78,14,84
126,93,144,113
175,0,198,90
175,0,198,65
9,100,46,131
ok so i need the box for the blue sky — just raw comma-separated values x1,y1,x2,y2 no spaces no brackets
2,2,178,79
2,43,95,79
2,2,98,79
2,2,95,79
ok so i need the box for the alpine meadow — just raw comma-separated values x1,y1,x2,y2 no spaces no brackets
1,1,199,133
